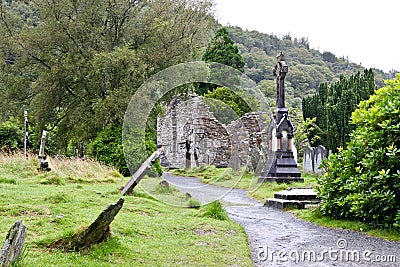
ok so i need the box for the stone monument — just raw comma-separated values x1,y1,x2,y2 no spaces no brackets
259,52,303,183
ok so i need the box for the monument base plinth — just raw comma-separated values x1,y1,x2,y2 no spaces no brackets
260,150,302,183
258,176,304,184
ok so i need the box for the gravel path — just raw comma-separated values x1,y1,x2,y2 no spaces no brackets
163,172,400,267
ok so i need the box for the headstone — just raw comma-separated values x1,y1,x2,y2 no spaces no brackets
314,145,327,174
303,146,314,174
160,180,169,188
121,149,161,195
259,52,302,183
38,130,50,171
0,220,27,267
250,148,260,172
62,198,124,250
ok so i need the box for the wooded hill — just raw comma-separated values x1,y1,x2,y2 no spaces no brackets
1,0,398,172
226,26,397,109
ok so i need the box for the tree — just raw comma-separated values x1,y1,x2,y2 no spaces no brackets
0,0,215,150
202,87,254,124
202,27,245,72
318,75,400,229
302,69,376,151
197,27,245,95
0,118,23,152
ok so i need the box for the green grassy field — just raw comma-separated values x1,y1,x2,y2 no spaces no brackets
0,154,253,266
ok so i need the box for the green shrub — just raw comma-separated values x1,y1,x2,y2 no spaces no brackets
318,75,400,228
0,177,17,184
145,132,163,176
201,200,228,220
45,192,71,204
88,126,129,176
0,119,24,152
88,127,162,177
38,172,64,185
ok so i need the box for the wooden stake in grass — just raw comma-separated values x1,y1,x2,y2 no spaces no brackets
23,111,28,159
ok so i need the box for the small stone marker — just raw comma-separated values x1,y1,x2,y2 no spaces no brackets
38,130,50,171
314,145,327,174
0,220,27,267
303,146,314,173
159,180,169,188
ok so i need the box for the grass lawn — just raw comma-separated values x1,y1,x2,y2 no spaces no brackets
0,154,253,266
171,165,400,242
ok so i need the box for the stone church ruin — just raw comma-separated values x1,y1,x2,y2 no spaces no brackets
157,95,269,170
157,52,302,182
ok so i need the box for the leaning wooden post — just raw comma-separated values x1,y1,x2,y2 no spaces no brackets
74,198,124,248
23,111,28,159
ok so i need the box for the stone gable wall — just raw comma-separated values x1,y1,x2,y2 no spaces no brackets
157,95,269,169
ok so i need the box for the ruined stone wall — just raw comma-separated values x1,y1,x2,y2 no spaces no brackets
157,95,269,169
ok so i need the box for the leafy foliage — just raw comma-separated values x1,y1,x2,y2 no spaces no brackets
201,200,228,220
0,0,215,147
198,27,245,95
317,75,400,228
302,69,376,151
145,132,163,176
88,126,129,176
0,118,23,152
202,27,245,72
203,87,252,123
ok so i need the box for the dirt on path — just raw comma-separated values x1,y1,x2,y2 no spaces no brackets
163,172,400,267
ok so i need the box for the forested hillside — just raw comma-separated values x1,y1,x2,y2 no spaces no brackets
1,0,398,171
226,26,397,109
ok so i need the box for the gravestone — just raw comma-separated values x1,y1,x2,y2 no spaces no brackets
53,198,124,251
121,149,161,195
0,220,26,267
314,145,327,174
303,146,314,173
